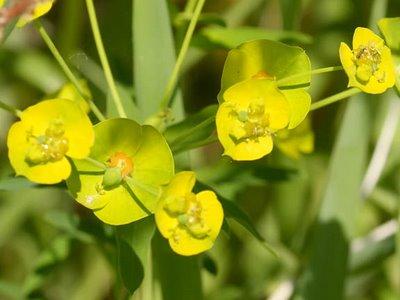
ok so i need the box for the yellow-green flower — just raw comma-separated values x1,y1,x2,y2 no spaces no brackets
339,27,395,94
67,119,174,226
275,117,314,159
0,0,4,8
56,81,91,114
216,78,290,161
7,99,94,184
17,0,55,27
155,171,224,256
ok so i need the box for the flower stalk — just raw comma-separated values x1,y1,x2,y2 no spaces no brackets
35,21,106,121
85,0,127,118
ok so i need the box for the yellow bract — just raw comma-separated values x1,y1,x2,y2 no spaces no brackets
7,99,94,184
275,117,314,159
0,0,4,8
339,27,395,94
17,0,55,27
216,78,290,161
56,81,91,114
155,171,224,256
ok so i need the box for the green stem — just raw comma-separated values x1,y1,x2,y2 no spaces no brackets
170,116,215,147
184,0,198,14
277,66,343,86
160,0,206,110
35,21,106,122
310,88,361,111
0,100,21,118
85,0,127,118
84,157,106,169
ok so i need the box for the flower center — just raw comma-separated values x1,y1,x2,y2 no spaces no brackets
164,193,210,239
353,42,385,83
25,119,69,165
230,102,271,144
107,152,133,177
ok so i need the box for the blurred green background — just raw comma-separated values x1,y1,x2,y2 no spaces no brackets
1,0,400,299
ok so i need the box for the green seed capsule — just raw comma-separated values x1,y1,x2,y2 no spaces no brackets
102,167,123,189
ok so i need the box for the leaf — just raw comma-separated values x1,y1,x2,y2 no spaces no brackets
23,236,71,297
152,231,203,300
133,0,185,121
1,19,17,45
164,104,217,153
279,0,302,30
106,83,140,121
349,224,396,274
0,177,36,191
196,26,312,50
44,211,93,243
116,216,155,294
297,96,370,300
13,51,65,93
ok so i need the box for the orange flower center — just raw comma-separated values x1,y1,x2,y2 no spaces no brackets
107,152,133,177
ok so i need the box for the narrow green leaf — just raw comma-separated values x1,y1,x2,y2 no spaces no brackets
164,105,217,152
116,216,155,294
44,211,93,243
0,177,35,191
298,96,370,300
133,0,185,121
152,231,203,300
279,0,302,30
196,26,312,50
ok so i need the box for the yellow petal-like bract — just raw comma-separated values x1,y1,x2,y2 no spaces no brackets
155,171,224,256
339,27,395,94
17,0,55,27
216,79,290,161
275,117,314,159
57,81,91,114
7,99,94,184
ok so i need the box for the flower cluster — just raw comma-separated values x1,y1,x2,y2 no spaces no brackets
339,27,395,94
155,172,223,256
4,1,400,258
216,39,312,161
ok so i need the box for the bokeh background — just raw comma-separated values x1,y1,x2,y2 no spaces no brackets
1,0,400,299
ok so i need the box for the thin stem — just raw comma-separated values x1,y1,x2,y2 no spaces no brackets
85,0,127,118
184,0,198,14
84,157,106,169
160,0,206,110
310,88,361,111
0,100,21,118
35,21,106,122
277,66,343,86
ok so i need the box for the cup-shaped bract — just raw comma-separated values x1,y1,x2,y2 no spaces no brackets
67,118,175,226
378,18,400,93
7,99,94,184
155,171,224,256
339,27,395,94
216,79,290,161
275,117,314,159
56,81,91,114
218,39,311,129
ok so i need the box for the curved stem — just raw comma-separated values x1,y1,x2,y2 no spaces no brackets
0,100,21,118
160,0,206,110
310,88,361,111
277,66,343,87
85,0,127,118
35,21,106,122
